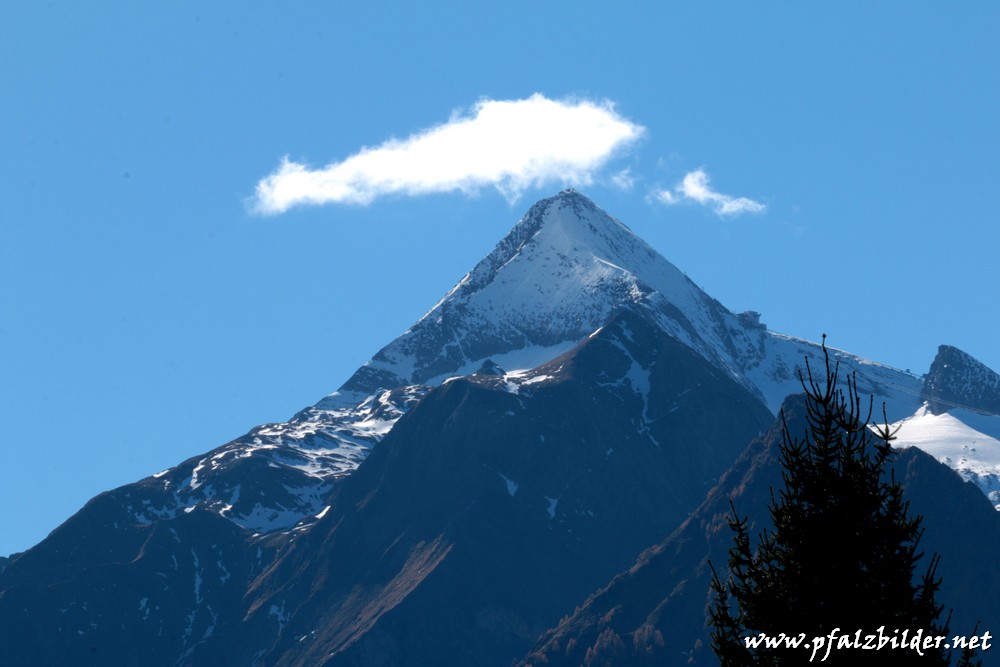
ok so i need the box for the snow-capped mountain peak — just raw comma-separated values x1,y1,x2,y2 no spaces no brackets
324,189,763,407
94,191,944,537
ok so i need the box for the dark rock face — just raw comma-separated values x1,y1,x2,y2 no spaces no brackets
921,344,1000,415
519,396,1000,667
207,309,773,667
0,307,769,667
0,191,768,667
0,499,285,667
519,397,792,667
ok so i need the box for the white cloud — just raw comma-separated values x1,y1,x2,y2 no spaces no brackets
654,168,766,217
251,94,644,214
611,168,636,191
654,189,677,205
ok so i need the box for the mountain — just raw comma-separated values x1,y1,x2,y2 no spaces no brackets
1,190,997,665
15,189,928,547
329,191,761,402
109,191,932,539
325,190,925,421
0,306,773,666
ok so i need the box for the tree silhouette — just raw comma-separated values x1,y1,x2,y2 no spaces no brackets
709,338,979,666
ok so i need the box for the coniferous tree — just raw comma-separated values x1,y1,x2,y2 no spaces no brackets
709,338,979,666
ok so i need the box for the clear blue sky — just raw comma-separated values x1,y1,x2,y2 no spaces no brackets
2,3,998,556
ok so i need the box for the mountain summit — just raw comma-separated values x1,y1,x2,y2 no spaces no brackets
327,190,923,417
329,189,762,405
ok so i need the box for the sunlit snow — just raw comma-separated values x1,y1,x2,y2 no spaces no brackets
892,404,1000,509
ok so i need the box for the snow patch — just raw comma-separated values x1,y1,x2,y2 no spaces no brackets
497,473,519,497
192,550,203,605
269,602,289,635
544,496,559,519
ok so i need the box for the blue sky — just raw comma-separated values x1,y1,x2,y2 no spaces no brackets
2,3,998,556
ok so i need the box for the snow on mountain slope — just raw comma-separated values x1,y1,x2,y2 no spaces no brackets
135,188,769,537
323,189,766,408
746,332,924,419
131,384,428,533
325,190,923,421
749,338,1000,507
892,405,1000,509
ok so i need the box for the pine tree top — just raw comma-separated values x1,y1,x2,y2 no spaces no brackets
709,338,977,666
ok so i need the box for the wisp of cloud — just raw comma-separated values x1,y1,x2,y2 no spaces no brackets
654,168,766,217
252,94,644,214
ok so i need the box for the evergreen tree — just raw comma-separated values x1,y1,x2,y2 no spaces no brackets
709,338,979,666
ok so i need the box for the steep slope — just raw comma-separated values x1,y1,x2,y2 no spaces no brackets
520,396,1000,667
128,384,428,534
189,309,775,666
